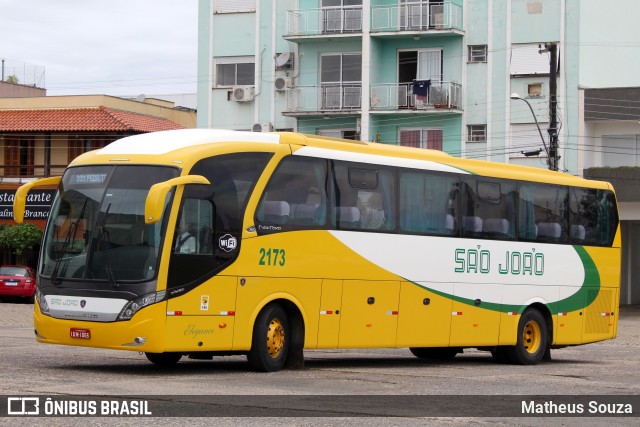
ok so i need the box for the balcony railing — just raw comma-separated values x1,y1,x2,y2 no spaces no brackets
285,84,362,113
286,7,363,37
370,81,462,111
371,2,463,33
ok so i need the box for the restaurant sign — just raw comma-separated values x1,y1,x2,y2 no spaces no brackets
0,190,56,220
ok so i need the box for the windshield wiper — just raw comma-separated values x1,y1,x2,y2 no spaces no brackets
95,203,118,287
51,198,88,285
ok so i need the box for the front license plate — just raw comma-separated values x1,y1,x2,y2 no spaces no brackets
70,328,91,339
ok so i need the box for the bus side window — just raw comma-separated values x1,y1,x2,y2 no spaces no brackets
570,188,618,246
399,170,458,235
255,156,328,233
462,178,516,239
519,183,568,243
333,161,396,232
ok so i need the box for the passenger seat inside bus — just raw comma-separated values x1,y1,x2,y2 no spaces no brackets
570,224,586,241
290,203,320,225
260,200,290,224
337,206,361,229
462,216,483,235
537,222,562,240
483,218,511,236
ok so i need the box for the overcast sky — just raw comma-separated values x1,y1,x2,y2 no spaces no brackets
0,0,198,96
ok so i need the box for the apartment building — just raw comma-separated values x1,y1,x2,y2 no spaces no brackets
197,0,640,304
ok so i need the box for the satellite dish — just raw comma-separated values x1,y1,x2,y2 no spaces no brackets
275,52,292,68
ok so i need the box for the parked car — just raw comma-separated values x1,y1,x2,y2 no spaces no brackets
0,265,36,303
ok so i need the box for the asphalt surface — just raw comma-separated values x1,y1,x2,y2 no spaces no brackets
0,301,638,426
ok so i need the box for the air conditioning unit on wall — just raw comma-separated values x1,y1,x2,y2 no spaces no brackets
274,77,292,91
231,85,255,102
252,123,272,132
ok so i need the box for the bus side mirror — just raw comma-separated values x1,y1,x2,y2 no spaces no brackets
144,175,210,224
13,176,62,223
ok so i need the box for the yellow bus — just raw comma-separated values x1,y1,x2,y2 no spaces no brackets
14,129,620,371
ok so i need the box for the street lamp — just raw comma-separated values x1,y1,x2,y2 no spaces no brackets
510,93,551,169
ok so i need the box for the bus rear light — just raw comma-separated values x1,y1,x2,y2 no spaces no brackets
167,311,183,316
219,311,235,316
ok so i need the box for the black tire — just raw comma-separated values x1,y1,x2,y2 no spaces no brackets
145,352,182,366
491,347,510,364
247,303,290,372
504,308,548,365
410,347,460,360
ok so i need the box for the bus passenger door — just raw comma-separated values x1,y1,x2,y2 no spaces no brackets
317,279,343,348
396,282,452,347
338,280,400,348
449,283,501,346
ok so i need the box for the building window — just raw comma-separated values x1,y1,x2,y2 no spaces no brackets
318,129,358,140
399,128,443,150
527,83,543,97
320,53,362,109
215,57,255,87
215,0,256,14
321,0,363,34
68,135,111,163
510,43,553,76
467,125,487,143
468,45,487,63
4,137,34,176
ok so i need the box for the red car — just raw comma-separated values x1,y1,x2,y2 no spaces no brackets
0,265,36,302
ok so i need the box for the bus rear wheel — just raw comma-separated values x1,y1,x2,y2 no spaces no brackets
505,308,548,365
145,352,182,366
247,303,290,372
410,347,460,361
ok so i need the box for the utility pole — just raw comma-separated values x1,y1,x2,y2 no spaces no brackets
544,43,559,171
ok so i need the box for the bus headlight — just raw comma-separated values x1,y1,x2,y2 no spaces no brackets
117,291,165,321
36,288,49,314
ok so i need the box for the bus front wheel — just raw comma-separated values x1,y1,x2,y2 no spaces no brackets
145,352,182,366
505,308,548,365
247,303,290,372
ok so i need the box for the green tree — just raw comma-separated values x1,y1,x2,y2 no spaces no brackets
5,74,20,84
0,223,43,255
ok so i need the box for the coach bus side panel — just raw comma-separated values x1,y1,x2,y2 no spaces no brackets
581,246,621,344
449,283,501,347
317,279,343,348
338,280,400,348
232,276,322,350
164,275,238,351
581,288,618,344
396,281,452,347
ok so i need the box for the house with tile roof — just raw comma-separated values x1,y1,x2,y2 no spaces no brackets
0,94,195,238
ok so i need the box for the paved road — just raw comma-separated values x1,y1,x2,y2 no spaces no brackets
0,302,638,426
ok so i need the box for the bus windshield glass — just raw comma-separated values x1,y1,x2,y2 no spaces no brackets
41,165,179,283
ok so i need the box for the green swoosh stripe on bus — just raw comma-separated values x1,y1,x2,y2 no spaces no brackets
405,245,600,315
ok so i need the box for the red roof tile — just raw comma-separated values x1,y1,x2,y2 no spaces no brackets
0,106,184,132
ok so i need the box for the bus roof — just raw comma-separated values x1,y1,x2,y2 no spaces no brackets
73,129,612,191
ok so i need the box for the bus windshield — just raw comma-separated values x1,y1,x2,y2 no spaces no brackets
41,165,178,284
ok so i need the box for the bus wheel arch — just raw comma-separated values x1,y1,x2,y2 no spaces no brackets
247,299,305,372
505,304,551,365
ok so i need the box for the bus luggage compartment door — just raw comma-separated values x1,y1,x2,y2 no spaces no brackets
338,280,400,348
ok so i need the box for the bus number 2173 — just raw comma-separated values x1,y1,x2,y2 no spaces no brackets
259,248,286,266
